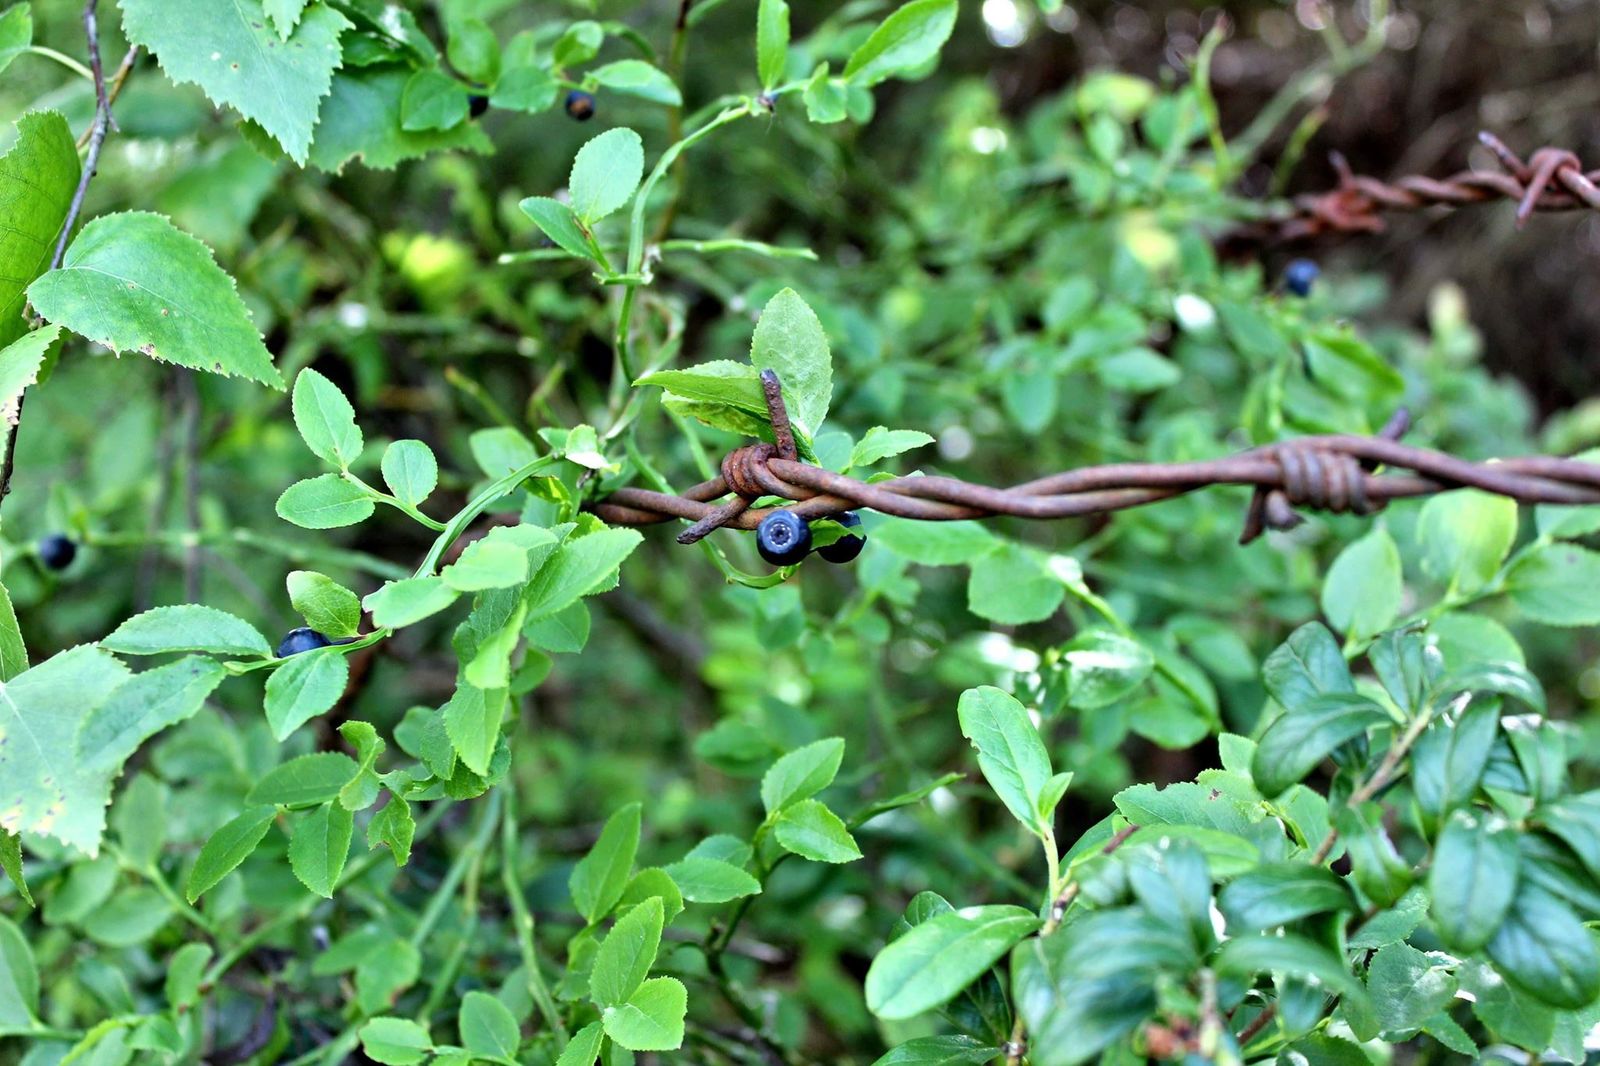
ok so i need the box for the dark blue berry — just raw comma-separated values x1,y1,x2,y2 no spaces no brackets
38,533,76,571
817,511,866,564
564,90,596,121
468,94,490,119
756,510,811,567
277,627,334,658
1284,258,1320,297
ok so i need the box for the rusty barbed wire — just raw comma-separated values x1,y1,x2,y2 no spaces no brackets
591,370,1600,547
1233,132,1600,243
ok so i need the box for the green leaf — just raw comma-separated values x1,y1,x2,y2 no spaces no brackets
1262,621,1354,711
264,0,309,37
288,801,354,898
756,0,790,89
849,426,933,469
364,576,461,628
277,473,376,528
185,805,276,901
591,61,681,106
1059,630,1154,710
1321,528,1402,640
0,4,31,78
1417,490,1518,595
120,0,347,162
307,66,492,172
247,752,359,808
1252,693,1389,799
164,942,213,1011
492,66,558,113
286,570,362,638
750,288,832,438
0,325,58,424
519,197,594,261
802,67,848,124
761,737,845,814
874,518,996,565
871,1036,1001,1066
265,649,349,739
0,112,78,353
842,0,957,86
359,1017,435,1065
571,802,641,923
957,686,1053,836
1212,932,1365,1002
0,915,38,1026
103,604,270,658
1428,809,1519,953
76,655,226,774
555,1022,606,1066
569,128,645,226
28,211,281,386
967,543,1064,625
774,799,862,863
601,975,687,1051
1218,863,1354,930
292,368,363,467
367,793,415,865
382,439,438,507
663,856,761,903
1411,700,1499,825
459,990,521,1061
0,831,29,908
637,361,765,410
1366,942,1459,1035
590,895,664,1007
0,578,27,682
1506,542,1600,626
400,69,470,132
524,528,642,619
865,905,1041,1020
443,539,530,592
441,683,506,775
1486,884,1600,1009
1337,806,1412,908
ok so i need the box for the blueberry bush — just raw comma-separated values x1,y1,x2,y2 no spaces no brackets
2,1,1600,1064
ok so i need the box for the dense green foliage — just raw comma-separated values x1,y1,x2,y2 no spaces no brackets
2,1,1600,1063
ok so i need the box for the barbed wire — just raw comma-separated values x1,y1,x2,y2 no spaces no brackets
592,371,1600,547
1234,132,1600,242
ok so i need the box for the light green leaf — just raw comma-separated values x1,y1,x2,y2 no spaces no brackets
288,801,354,897
842,0,957,87
519,197,594,261
368,793,415,866
103,604,270,658
756,0,790,89
264,0,309,37
307,67,492,172
637,362,765,412
400,68,469,132
555,1022,606,1066
0,111,77,353
957,686,1053,835
247,752,359,808
0,4,31,78
292,368,363,467
1505,542,1600,627
0,579,26,682
359,1017,434,1065
1321,527,1402,640
75,655,226,773
803,66,848,124
492,65,558,113
441,683,506,776
265,649,349,739
750,288,831,438
591,895,664,1007
865,905,1041,1020
774,799,861,863
1417,490,1518,595
874,519,996,565
185,805,276,902
1059,630,1154,709
849,426,933,469
569,128,645,226
459,990,521,1060
286,570,362,638
0,915,38,1026
276,473,376,529
0,830,29,908
443,539,530,592
364,576,460,628
524,528,642,619
761,737,845,814
602,976,686,1051
591,60,681,106
382,439,438,507
119,0,348,162
663,856,761,903
0,325,57,424
570,802,641,923
967,543,1063,625
28,211,281,386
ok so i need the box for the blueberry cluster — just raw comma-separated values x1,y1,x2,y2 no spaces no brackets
755,510,866,568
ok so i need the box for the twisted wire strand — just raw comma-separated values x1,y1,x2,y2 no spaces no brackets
591,378,1600,547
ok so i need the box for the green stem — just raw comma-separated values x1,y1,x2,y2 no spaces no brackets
501,787,567,1040
108,844,215,936
415,455,559,577
28,45,94,80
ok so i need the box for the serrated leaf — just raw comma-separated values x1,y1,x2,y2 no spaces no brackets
663,857,761,903
524,528,642,619
750,288,831,438
27,212,281,386
0,110,80,353
519,196,594,261
443,539,530,592
264,0,309,37
555,1023,605,1066
364,576,460,628
359,1017,434,1065
571,802,641,923
774,799,861,863
1251,693,1389,798
957,686,1052,836
185,805,276,901
286,570,362,638
849,426,933,469
761,737,845,814
276,473,375,528
75,655,226,773
591,895,663,1007
288,801,353,897
103,604,271,657
602,976,686,1051
307,66,492,172
441,683,505,776
292,368,363,467
0,831,30,908
368,793,414,865
842,0,957,87
382,439,438,507
0,325,58,426
120,0,348,162
400,68,469,131
265,648,349,739
569,128,644,226
247,752,359,808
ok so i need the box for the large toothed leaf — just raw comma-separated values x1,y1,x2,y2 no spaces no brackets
27,212,282,387
118,0,348,163
307,66,492,173
0,111,78,352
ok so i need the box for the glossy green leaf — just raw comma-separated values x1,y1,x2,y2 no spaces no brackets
1218,863,1354,930
1321,528,1402,640
247,752,359,808
774,799,861,863
957,686,1053,835
1486,885,1600,1009
288,801,354,897
364,577,460,628
866,904,1040,1020
843,0,957,86
590,895,663,1007
602,975,686,1051
459,990,520,1060
1252,692,1388,799
663,856,761,903
761,737,845,814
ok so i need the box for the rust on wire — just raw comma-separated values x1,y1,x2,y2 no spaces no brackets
1242,132,1600,242
591,372,1600,547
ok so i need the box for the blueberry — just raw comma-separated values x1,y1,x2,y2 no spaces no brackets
38,533,76,571
756,510,811,567
817,511,866,564
468,93,490,119
277,627,333,658
564,90,596,122
1284,258,1320,297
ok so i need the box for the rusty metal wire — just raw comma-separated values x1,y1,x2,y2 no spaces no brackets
1240,132,1600,242
592,371,1600,547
